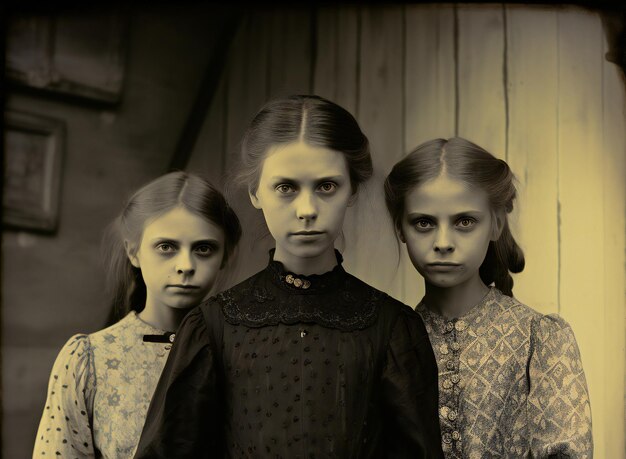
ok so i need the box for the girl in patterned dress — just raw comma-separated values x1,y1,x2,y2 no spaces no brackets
384,137,593,458
33,172,241,458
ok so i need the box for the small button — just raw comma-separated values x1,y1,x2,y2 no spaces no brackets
451,374,460,384
169,334,176,343
302,280,311,289
451,342,461,351
300,330,308,338
455,320,467,331
442,379,453,390
448,409,458,421
446,360,455,371
285,274,294,284
440,406,449,418
439,343,449,355
442,433,452,444
293,278,303,288
445,321,454,332
452,430,461,441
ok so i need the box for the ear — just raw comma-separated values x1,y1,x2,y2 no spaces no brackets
396,224,406,244
124,240,140,268
347,192,358,207
248,187,262,210
490,210,505,241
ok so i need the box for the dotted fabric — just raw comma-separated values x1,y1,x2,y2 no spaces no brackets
34,312,171,458
416,288,593,458
135,254,445,458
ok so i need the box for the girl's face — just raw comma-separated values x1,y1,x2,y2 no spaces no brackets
400,173,499,289
128,206,225,312
250,141,354,267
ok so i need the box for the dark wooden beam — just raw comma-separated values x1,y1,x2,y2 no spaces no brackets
169,9,243,171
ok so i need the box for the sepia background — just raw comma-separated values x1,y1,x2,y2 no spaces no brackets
3,3,625,458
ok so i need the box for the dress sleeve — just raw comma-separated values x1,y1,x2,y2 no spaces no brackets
134,306,222,459
527,314,593,458
33,334,96,458
380,304,444,459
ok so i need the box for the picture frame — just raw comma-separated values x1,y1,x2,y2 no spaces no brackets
3,110,66,233
6,13,128,104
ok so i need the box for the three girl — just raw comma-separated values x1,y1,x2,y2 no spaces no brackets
134,95,444,458
34,172,241,458
384,137,593,458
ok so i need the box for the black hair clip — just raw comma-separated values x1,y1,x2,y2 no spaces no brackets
143,332,176,343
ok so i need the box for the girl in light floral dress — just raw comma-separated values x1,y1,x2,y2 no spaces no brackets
33,172,241,458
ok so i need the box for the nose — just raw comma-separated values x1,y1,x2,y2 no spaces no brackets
295,191,318,221
176,251,196,275
433,226,455,253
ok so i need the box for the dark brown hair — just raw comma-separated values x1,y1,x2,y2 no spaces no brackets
103,171,241,324
235,95,372,194
384,137,525,296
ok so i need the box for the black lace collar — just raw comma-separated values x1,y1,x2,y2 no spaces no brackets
218,249,384,331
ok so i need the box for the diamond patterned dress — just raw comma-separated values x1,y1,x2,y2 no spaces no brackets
416,288,593,458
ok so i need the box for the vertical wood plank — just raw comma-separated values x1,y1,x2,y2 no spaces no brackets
601,32,626,458
557,9,604,457
457,5,507,158
349,5,404,300
405,4,456,148
313,6,359,114
505,6,559,314
403,4,456,305
267,8,312,97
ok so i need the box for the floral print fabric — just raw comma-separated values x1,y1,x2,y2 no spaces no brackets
34,312,170,458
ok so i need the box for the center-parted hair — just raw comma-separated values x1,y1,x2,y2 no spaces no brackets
384,137,525,296
103,171,242,324
236,95,373,194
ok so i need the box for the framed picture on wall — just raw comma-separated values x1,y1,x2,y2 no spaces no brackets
6,13,128,104
3,110,65,233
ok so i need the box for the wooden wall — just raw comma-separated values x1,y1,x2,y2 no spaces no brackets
186,5,626,457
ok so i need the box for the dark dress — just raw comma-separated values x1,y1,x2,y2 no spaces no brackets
134,251,443,458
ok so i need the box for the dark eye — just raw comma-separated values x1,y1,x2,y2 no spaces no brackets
276,184,296,194
414,219,434,231
318,182,337,193
156,243,176,253
195,245,214,257
457,217,477,229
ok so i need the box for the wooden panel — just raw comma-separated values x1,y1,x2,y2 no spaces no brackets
557,9,604,457
457,5,507,158
349,5,404,300
601,33,626,458
403,4,456,305
405,4,456,148
267,8,313,97
313,6,359,113
505,6,559,314
185,74,227,187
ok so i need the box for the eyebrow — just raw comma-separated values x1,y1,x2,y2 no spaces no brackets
268,175,346,183
406,210,485,219
148,237,221,245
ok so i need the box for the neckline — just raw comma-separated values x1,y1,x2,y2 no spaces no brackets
267,248,346,294
416,287,499,335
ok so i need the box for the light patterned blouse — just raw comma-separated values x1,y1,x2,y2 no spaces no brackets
33,312,172,459
416,288,593,459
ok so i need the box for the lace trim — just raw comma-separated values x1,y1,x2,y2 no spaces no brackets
219,271,383,331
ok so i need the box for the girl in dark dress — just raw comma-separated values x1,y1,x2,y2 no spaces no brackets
134,95,443,458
